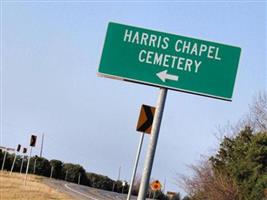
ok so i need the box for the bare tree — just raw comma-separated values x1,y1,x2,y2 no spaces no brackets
178,160,241,200
247,91,267,131
178,92,267,200
215,91,267,139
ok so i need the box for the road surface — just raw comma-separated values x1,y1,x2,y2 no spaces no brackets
44,178,154,200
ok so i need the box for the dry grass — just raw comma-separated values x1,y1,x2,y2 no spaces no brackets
0,171,74,200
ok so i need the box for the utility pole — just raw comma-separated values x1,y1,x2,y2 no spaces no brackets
113,166,121,192
40,133,44,158
118,166,121,181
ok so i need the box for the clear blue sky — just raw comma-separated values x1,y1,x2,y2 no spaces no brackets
1,1,266,195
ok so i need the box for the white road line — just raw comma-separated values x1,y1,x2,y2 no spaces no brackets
64,183,100,200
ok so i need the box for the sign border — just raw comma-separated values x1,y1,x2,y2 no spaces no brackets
97,72,233,101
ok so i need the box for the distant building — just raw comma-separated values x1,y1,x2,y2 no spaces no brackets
166,191,179,200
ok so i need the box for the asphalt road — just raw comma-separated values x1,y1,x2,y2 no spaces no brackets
44,178,154,200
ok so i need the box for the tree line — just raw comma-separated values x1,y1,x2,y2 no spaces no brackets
179,92,267,200
0,153,125,192
0,151,175,199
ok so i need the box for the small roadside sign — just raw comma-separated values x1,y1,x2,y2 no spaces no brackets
136,105,156,134
150,180,162,191
30,135,37,147
17,144,21,152
23,148,27,154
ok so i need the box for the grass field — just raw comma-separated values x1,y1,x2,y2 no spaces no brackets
0,171,74,200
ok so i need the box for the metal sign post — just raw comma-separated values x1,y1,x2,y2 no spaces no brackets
33,156,37,174
126,132,145,200
137,88,167,200
50,166,54,179
78,172,81,184
65,170,68,181
24,134,37,184
163,178,166,193
10,154,17,174
112,182,115,192
11,144,21,174
20,148,27,174
149,190,152,199
20,155,25,174
153,191,156,200
24,146,32,185
122,181,126,194
1,148,7,171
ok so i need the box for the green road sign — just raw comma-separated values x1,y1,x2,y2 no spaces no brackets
98,22,241,101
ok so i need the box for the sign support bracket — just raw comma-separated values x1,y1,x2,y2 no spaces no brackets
137,88,168,200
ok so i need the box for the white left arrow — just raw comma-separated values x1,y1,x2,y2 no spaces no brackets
156,70,179,82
